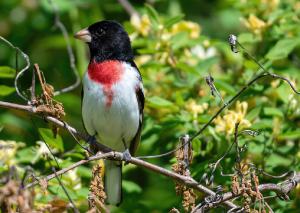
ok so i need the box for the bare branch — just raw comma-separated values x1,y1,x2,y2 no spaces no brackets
48,0,81,96
196,173,300,211
25,151,238,209
49,160,80,213
0,100,87,141
117,0,139,16
30,67,36,102
0,100,237,209
139,71,300,159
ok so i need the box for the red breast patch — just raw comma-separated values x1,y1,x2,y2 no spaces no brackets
88,60,124,108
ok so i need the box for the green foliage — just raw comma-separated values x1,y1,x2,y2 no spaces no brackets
0,85,15,96
266,38,300,60
0,66,16,78
1,0,300,212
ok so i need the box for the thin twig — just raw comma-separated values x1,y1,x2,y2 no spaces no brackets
49,160,80,213
205,74,224,104
25,151,238,209
48,0,81,96
138,35,300,160
117,0,139,16
203,123,241,183
138,71,300,159
64,124,91,153
0,36,30,102
0,100,87,141
0,100,237,209
30,68,36,103
197,173,300,211
234,123,240,163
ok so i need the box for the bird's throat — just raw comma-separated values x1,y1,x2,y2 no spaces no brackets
88,60,124,108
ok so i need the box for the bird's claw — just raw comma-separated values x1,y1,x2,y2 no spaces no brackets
87,135,98,154
122,149,131,164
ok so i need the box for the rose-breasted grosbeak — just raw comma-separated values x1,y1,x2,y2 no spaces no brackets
74,20,144,205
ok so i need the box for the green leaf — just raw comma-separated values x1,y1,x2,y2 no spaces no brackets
246,106,261,121
176,62,199,75
164,14,184,28
263,107,283,118
16,147,37,163
278,130,300,140
265,153,292,168
248,142,264,154
145,4,160,25
170,32,191,50
123,180,142,193
266,38,300,60
77,166,92,178
75,187,89,199
40,0,77,12
254,119,273,129
214,80,236,95
147,96,175,109
196,57,219,73
0,85,15,96
0,66,16,78
38,128,64,152
238,33,258,44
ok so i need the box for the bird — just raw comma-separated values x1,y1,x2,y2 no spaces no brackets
74,20,144,205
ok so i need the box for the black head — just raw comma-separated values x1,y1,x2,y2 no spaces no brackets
74,20,133,62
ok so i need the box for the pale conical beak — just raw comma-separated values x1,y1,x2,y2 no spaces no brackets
74,28,91,42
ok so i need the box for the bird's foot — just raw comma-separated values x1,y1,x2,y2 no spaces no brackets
87,135,98,154
122,149,131,164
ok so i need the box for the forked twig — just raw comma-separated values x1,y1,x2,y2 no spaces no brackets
48,0,81,96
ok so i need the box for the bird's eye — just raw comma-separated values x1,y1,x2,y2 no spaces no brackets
95,29,105,38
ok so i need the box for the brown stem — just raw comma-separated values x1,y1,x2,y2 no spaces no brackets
25,152,238,209
0,100,237,209
195,173,300,211
117,0,139,16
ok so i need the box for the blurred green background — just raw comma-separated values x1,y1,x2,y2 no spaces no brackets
1,0,300,212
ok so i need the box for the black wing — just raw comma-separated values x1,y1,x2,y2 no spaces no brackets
129,61,144,155
81,87,88,133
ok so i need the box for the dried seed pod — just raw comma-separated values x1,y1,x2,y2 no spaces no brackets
228,34,238,53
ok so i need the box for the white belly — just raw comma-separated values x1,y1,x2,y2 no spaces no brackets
82,62,140,152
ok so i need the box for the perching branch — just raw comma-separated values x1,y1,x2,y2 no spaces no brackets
1,24,299,210
26,151,238,209
1,55,300,211
0,100,85,139
0,99,236,209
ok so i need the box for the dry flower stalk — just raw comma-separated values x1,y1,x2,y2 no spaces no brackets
172,136,196,212
89,162,108,213
0,180,34,212
33,64,65,136
33,64,65,119
231,164,265,212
